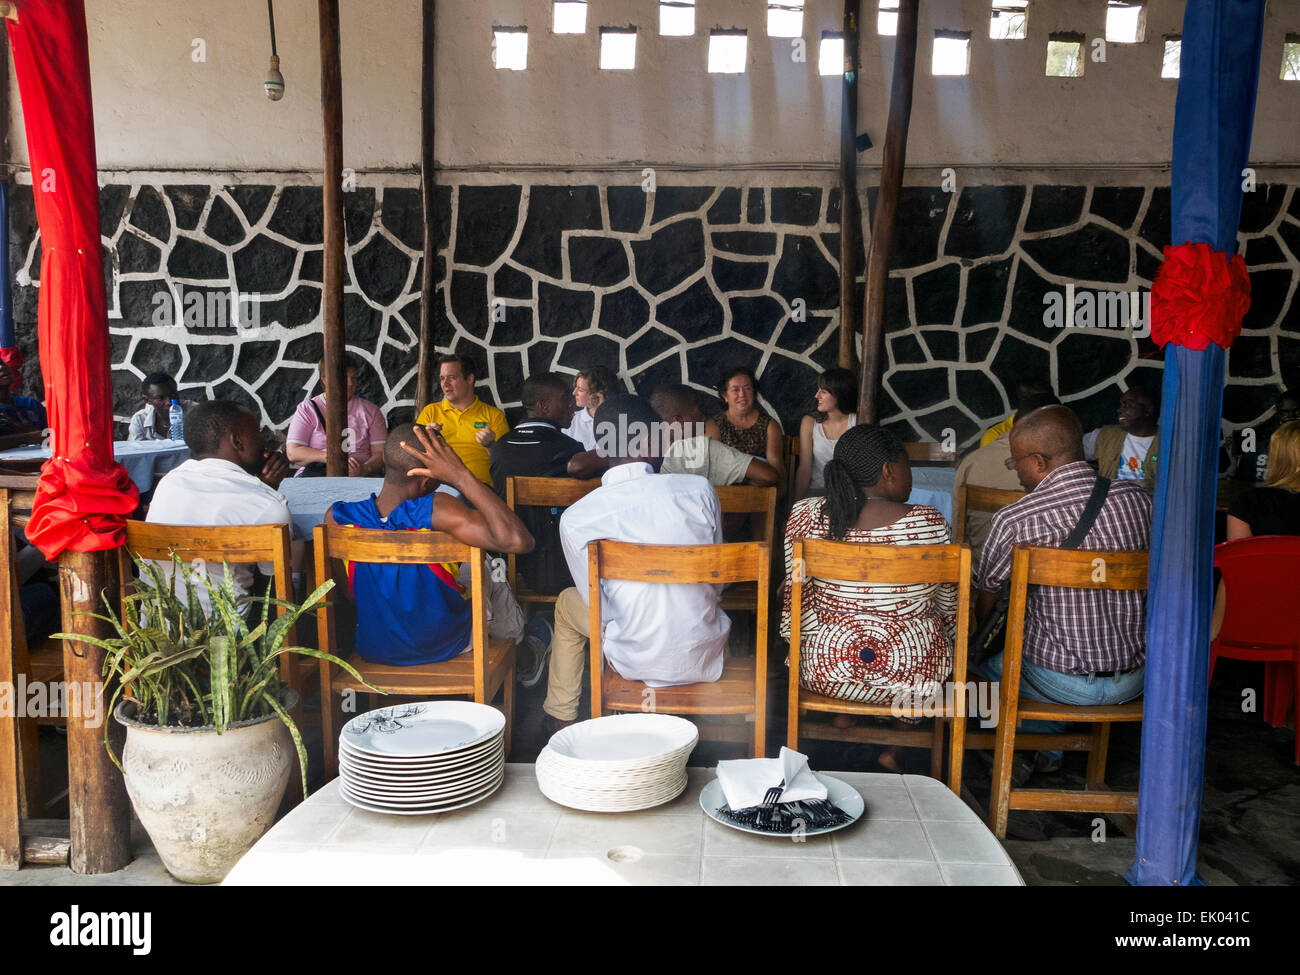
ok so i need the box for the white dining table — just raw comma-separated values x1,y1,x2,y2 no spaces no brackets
222,764,1023,886
277,476,384,539
0,439,190,494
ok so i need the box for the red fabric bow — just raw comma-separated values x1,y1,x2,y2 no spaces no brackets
1150,242,1251,350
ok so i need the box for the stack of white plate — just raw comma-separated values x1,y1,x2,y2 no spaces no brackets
338,701,505,815
536,713,698,812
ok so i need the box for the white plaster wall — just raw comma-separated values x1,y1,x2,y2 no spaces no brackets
4,0,1300,172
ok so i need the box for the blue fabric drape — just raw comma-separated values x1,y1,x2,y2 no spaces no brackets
1126,0,1267,887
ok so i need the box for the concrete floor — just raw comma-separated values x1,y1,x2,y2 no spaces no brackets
4,657,1294,886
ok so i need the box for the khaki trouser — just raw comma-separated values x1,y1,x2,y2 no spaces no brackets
543,586,591,721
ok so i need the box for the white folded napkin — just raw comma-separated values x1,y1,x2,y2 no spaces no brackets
715,746,829,810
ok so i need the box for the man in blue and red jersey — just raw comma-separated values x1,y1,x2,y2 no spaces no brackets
326,422,534,666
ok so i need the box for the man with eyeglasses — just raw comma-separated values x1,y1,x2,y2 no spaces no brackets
952,391,1060,559
972,405,1152,780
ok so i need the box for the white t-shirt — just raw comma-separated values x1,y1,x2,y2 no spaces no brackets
562,408,597,452
145,458,292,608
1082,429,1155,481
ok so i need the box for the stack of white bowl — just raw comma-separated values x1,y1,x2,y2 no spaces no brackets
338,701,505,815
536,713,698,812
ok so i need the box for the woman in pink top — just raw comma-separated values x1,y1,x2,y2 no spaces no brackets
286,355,387,476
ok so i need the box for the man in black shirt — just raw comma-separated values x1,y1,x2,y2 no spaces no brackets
491,372,589,586
490,373,585,497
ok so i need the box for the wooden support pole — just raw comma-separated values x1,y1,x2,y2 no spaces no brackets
59,550,131,874
837,0,862,370
416,0,437,411
318,0,347,476
858,0,919,423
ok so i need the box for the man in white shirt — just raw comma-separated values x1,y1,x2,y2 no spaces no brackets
651,383,779,487
146,400,294,609
542,395,730,730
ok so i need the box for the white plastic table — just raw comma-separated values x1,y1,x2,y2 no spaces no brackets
0,439,189,494
223,764,1023,886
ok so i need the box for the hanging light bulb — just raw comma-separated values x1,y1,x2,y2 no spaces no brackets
265,54,285,101
264,0,284,101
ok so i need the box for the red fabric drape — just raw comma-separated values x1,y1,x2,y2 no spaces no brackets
7,0,136,557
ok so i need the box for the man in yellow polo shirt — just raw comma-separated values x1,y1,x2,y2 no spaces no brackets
416,354,510,484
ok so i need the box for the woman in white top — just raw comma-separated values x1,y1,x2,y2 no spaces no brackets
795,367,858,499
562,365,617,451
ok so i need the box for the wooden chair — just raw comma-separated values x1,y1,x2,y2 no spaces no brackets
504,476,600,605
952,484,1026,544
715,484,777,612
787,539,972,792
905,441,957,466
116,520,307,718
313,522,514,778
588,540,770,757
986,545,1147,838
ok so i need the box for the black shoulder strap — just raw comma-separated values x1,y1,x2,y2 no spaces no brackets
1063,476,1111,550
309,397,326,427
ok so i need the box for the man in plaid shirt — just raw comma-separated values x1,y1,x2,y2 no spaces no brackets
973,406,1151,773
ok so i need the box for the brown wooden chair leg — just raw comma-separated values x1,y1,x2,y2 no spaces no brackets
989,707,1018,839
1085,722,1111,791
929,717,944,780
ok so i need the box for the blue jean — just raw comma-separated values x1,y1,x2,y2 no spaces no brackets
971,653,1145,764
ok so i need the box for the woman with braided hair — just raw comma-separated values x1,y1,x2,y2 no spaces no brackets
781,424,956,770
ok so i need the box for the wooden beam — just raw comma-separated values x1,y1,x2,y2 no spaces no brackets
59,550,131,874
416,0,437,411
1,501,22,869
858,0,919,422
318,0,347,476
837,0,862,370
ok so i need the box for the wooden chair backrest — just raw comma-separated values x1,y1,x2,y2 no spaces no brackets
953,484,1026,543
905,441,957,465
118,521,297,686
789,538,972,688
1002,544,1149,696
714,483,777,546
586,539,770,710
506,476,601,510
312,523,490,697
118,519,293,605
504,476,601,591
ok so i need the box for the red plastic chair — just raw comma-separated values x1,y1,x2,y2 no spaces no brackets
1211,535,1300,765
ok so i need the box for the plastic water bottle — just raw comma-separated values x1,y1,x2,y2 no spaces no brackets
168,399,184,442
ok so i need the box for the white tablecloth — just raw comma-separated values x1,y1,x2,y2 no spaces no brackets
223,765,1023,886
0,439,190,494
278,477,383,539
908,466,956,526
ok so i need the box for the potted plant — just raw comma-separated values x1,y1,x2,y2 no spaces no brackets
60,555,374,884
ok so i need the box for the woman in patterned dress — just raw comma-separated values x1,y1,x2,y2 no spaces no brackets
781,424,956,769
706,365,785,488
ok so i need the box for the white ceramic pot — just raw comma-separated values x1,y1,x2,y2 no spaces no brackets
115,694,294,884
